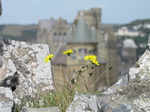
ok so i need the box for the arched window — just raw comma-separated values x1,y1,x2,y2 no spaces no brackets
71,50,76,60
63,33,66,43
78,48,87,60
53,32,57,43
58,33,63,43
89,49,96,55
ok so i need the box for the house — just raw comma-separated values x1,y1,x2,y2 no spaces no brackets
115,26,140,37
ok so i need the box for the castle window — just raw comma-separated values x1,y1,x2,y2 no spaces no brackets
43,28,47,33
53,32,57,43
78,48,87,60
58,33,62,43
71,50,76,60
104,33,108,41
63,33,66,43
89,49,96,55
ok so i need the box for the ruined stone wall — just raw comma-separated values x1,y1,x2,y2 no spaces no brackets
0,37,54,103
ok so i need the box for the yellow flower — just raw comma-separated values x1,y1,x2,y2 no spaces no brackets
44,54,54,63
90,55,97,61
84,55,97,61
84,55,100,66
91,59,100,66
84,55,90,60
63,49,74,56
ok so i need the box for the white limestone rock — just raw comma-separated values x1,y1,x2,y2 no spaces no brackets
66,93,101,112
0,37,54,103
21,107,61,112
0,41,17,82
0,87,14,112
98,48,150,112
129,49,150,81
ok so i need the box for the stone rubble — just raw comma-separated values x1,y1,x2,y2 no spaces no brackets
97,49,150,112
0,37,54,103
0,87,14,112
66,93,101,112
21,107,61,112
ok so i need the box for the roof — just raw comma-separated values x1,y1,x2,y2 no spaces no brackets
98,55,106,64
67,15,97,43
52,44,67,65
38,18,56,32
123,39,138,48
96,50,106,64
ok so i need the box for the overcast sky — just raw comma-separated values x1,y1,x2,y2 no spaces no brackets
0,0,150,25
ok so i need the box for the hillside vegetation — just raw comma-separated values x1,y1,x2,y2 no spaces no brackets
102,19,150,31
0,24,37,42
127,19,150,26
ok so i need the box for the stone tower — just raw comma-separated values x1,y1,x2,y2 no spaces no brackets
75,8,118,86
76,8,101,30
98,27,118,86
66,15,106,91
67,15,98,66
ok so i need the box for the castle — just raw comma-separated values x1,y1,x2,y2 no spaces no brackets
37,8,118,92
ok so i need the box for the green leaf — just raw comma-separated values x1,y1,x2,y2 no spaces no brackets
89,73,93,76
71,78,75,84
91,66,94,69
109,66,112,70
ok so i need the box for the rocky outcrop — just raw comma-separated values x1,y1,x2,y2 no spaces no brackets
98,49,150,112
0,37,54,103
66,93,101,112
0,87,14,112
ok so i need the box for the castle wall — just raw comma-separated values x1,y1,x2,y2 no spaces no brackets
98,29,118,86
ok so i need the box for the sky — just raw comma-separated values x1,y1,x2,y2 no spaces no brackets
0,0,150,25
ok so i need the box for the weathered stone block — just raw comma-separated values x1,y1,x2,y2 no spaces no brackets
0,37,54,103
66,93,101,112
98,49,150,112
0,87,14,112
21,107,60,112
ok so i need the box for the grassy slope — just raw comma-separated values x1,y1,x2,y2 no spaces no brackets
0,24,37,41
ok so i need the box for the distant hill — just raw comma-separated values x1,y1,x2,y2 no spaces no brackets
127,19,150,26
102,18,150,31
0,24,37,43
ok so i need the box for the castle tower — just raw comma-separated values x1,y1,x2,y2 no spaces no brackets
76,8,101,30
98,27,118,86
66,14,106,91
